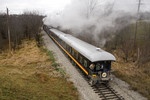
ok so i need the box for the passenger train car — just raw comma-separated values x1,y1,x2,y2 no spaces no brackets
43,25,116,85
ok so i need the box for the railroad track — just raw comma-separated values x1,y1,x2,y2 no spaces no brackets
73,61,124,100
92,84,124,100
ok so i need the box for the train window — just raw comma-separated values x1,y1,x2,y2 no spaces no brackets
63,42,66,48
74,51,76,58
76,53,78,59
67,45,70,53
69,47,71,53
72,49,74,56
66,45,68,51
84,60,87,67
61,41,63,46
80,56,83,64
96,63,101,71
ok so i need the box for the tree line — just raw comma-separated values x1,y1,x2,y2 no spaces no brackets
0,11,44,51
105,14,150,65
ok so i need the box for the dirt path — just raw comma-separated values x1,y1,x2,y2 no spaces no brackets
41,30,147,100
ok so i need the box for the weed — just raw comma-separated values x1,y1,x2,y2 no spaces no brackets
72,87,77,91
0,40,79,100
112,57,150,100
41,48,67,78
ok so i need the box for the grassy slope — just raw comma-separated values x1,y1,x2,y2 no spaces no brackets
111,21,150,100
0,40,78,100
112,54,150,99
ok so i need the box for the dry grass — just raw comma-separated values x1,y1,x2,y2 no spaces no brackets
0,40,50,67
0,40,78,100
112,50,150,100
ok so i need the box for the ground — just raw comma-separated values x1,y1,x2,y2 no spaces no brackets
0,29,147,100
0,39,78,100
112,50,150,100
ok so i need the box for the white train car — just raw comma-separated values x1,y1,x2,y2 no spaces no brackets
43,25,116,85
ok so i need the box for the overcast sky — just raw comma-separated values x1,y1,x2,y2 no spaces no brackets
0,0,150,14
0,0,71,14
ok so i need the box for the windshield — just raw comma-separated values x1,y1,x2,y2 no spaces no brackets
96,63,101,71
95,61,111,72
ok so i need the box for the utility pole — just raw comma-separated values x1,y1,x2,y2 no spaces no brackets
6,8,11,52
137,0,141,13
133,0,141,48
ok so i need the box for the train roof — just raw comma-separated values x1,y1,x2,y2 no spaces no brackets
50,29,116,62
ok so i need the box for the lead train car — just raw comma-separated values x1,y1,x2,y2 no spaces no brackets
43,25,116,85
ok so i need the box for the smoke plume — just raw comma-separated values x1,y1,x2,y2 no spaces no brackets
44,0,142,47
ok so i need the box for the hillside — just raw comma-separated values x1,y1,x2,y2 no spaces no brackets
0,40,78,100
105,21,150,100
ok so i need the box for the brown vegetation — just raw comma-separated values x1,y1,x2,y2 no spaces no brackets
112,50,150,100
105,20,150,64
0,12,44,51
0,40,49,67
105,20,150,100
0,40,79,100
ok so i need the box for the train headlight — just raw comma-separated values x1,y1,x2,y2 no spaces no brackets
89,64,95,70
102,72,107,78
92,75,96,78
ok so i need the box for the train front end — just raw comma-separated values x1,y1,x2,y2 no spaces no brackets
89,61,113,85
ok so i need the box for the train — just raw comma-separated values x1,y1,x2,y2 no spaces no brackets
43,25,116,85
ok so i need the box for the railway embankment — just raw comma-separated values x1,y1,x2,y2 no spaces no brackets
111,51,149,100
0,39,78,100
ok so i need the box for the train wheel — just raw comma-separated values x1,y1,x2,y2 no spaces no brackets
105,81,109,85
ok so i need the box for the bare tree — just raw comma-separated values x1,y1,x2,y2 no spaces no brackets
103,1,115,16
84,0,115,18
0,10,44,50
84,0,99,18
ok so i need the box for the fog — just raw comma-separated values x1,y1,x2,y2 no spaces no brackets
0,0,71,14
45,0,144,46
1,0,150,46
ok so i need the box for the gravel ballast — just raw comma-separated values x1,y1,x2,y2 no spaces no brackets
41,30,147,100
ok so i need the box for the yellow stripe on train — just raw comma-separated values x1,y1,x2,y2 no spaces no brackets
48,33,88,75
